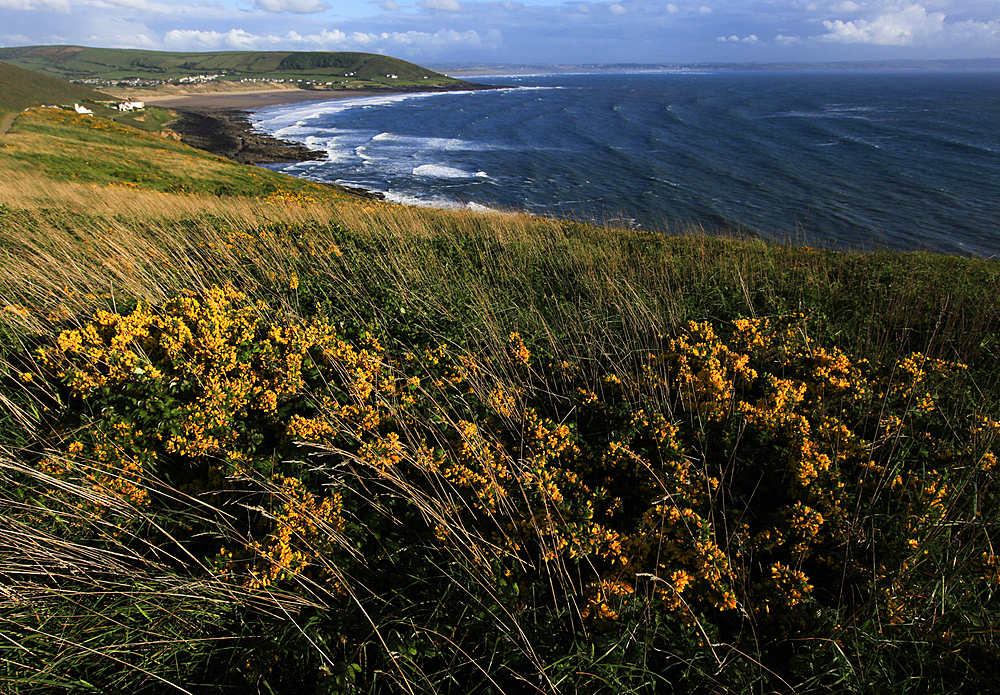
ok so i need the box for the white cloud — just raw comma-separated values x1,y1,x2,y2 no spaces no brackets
946,18,1000,40
281,28,374,46
0,33,34,44
0,0,70,11
164,28,260,49
717,33,758,43
820,4,945,45
379,0,399,9
666,3,678,12
160,26,499,54
114,32,159,48
609,3,625,14
97,0,151,10
386,27,501,50
253,0,328,13
698,5,711,13
417,0,461,11
500,1,523,8
776,34,802,44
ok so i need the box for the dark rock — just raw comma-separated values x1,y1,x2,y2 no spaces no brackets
166,106,385,200
167,107,323,165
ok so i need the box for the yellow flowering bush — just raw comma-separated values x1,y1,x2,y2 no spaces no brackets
28,287,998,680
35,285,390,585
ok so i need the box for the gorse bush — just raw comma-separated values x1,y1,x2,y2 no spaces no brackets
4,99,1000,694
7,283,997,693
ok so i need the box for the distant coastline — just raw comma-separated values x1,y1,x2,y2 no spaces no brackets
432,57,1000,78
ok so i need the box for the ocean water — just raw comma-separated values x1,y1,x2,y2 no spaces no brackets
252,70,1000,257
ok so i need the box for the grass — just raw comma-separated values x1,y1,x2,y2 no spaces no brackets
1,108,354,195
1,99,999,694
0,60,114,121
0,46,470,91
0,60,180,138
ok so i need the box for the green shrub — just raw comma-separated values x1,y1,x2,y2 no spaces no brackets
4,285,997,693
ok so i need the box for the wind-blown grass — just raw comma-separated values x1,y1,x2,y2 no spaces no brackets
1,107,999,694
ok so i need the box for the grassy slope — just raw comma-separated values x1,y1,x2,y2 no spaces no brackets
2,97,998,387
0,60,115,118
3,102,1000,373
0,107,355,196
0,45,468,88
0,60,187,135
1,89,999,695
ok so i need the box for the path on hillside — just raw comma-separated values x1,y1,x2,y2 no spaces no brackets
0,112,17,136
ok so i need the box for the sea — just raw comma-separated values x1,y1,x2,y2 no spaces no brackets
251,70,1000,257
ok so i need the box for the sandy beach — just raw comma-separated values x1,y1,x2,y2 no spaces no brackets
144,87,389,109
143,82,498,109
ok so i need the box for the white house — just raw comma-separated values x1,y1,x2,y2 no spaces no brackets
74,104,93,115
117,101,145,112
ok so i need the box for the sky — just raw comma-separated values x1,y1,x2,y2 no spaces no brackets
1,0,999,65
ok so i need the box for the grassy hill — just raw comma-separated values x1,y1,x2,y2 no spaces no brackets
0,60,185,134
1,64,999,695
0,60,115,119
0,45,473,92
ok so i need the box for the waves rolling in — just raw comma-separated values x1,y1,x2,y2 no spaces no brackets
252,70,1000,257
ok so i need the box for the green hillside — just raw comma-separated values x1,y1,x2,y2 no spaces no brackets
0,61,176,134
0,60,114,118
0,45,470,91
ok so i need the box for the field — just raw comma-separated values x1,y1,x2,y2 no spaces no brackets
0,46,474,93
1,100,999,694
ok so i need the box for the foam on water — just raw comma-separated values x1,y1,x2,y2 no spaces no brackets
254,71,1000,257
410,164,490,179
413,164,474,178
252,90,478,132
382,190,464,209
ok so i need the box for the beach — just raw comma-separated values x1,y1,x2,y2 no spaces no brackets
145,86,405,110
142,77,501,109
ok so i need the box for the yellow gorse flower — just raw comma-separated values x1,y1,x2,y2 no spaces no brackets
30,294,988,637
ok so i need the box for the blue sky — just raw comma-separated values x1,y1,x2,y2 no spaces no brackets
1,0,998,64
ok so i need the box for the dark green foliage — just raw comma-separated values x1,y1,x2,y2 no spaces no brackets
278,52,365,72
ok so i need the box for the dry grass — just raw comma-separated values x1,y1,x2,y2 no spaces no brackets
3,159,999,379
2,108,1000,694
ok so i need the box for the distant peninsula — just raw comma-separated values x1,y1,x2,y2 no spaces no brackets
432,57,1000,76
0,45,496,97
